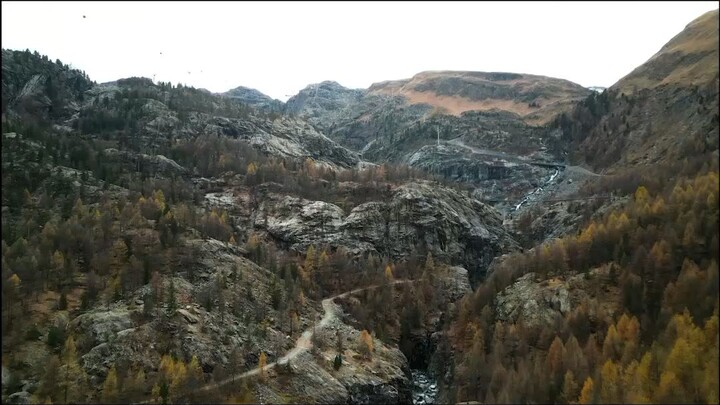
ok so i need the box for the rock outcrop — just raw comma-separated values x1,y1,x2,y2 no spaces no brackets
102,148,189,177
73,78,361,170
494,267,622,329
284,81,365,133
255,180,518,281
221,86,284,112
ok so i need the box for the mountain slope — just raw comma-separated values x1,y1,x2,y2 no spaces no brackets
368,70,591,126
221,86,284,112
613,9,719,94
280,73,585,214
556,9,719,172
432,10,720,404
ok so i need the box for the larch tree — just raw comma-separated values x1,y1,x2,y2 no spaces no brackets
258,352,268,381
578,377,595,404
359,330,374,360
384,264,394,282
101,365,120,404
561,370,579,403
599,359,621,403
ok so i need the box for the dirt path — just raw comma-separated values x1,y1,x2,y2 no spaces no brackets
447,138,525,162
140,280,413,401
565,164,603,177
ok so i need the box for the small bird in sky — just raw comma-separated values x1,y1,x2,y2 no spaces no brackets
83,15,86,18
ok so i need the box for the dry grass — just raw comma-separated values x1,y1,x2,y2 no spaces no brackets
614,9,718,94
368,70,588,124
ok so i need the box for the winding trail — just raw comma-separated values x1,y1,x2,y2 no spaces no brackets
447,138,530,163
140,280,414,402
565,164,603,177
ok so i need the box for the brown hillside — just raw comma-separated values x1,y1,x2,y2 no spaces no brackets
613,9,719,94
368,71,590,125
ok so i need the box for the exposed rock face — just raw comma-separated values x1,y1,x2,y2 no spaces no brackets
266,338,413,405
72,78,361,170
283,77,570,215
437,266,472,304
255,180,518,281
70,308,134,349
102,148,189,177
184,113,361,169
494,267,621,329
404,142,555,206
5,391,32,405
65,237,321,387
221,86,284,112
347,378,411,404
284,81,365,132
1,49,93,121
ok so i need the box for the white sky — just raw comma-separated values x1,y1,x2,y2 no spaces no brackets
2,1,718,101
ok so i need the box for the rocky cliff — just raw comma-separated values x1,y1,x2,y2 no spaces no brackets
221,86,284,113
254,180,518,282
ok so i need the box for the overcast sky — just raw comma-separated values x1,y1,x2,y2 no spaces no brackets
2,1,717,101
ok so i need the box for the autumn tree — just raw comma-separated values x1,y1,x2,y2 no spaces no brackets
186,355,204,402
578,377,595,404
59,335,87,403
258,352,268,381
359,330,374,360
561,370,579,403
101,365,120,404
384,264,394,283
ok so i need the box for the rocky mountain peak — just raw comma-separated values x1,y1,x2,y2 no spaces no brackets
221,85,284,112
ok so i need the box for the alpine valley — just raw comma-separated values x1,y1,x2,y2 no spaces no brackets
1,8,718,405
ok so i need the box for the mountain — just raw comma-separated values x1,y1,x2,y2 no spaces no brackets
2,9,719,405
1,48,94,123
368,71,591,126
1,48,517,404
276,72,595,215
556,9,719,172
613,9,718,94
221,86,284,112
431,11,719,404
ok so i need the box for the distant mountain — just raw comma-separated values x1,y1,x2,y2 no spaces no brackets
368,71,591,126
220,86,284,112
587,86,606,93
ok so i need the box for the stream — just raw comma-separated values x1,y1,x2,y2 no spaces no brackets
412,369,438,404
513,168,560,211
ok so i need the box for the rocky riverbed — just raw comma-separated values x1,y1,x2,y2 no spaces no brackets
412,369,438,404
